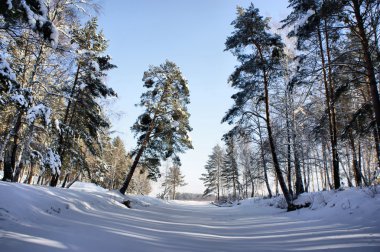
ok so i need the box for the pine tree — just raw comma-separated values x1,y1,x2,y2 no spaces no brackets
222,136,239,200
200,144,224,201
283,0,344,189
0,0,58,97
162,165,186,200
119,60,193,194
51,18,117,186
223,4,294,210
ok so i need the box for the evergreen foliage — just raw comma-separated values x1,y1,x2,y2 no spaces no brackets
119,60,193,194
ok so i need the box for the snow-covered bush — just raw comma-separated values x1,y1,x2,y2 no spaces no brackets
42,149,61,175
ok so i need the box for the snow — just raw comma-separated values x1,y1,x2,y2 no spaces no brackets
42,149,61,175
294,9,315,34
0,182,379,252
49,26,59,49
90,60,100,72
6,0,12,9
26,103,51,126
0,52,16,82
20,0,58,48
54,119,61,133
10,94,29,107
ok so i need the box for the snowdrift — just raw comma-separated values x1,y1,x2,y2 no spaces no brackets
1,182,379,252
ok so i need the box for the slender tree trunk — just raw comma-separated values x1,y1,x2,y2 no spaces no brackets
217,181,220,201
340,159,353,187
4,112,23,182
358,142,369,186
324,19,340,189
251,179,255,198
349,130,362,186
232,172,237,199
373,129,380,169
66,171,81,189
286,99,293,197
322,140,333,189
13,124,35,182
27,163,34,184
0,113,19,175
172,184,176,200
317,25,340,189
292,115,304,196
257,122,272,198
302,147,308,192
50,66,82,187
61,173,70,188
260,55,293,208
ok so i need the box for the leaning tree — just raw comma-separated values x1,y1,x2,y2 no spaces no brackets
119,60,193,195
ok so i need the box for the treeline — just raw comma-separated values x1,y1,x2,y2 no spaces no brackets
0,0,152,194
202,1,380,210
173,192,215,201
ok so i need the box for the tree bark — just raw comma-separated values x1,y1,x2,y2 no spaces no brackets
259,49,293,208
257,121,272,198
317,24,340,189
352,0,380,154
291,102,304,196
285,98,294,197
4,112,23,182
349,130,362,186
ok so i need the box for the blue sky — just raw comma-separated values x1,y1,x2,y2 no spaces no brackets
98,0,290,194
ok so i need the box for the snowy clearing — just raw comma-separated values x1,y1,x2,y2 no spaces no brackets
1,182,380,252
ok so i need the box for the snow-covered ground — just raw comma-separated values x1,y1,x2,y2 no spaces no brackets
1,182,379,252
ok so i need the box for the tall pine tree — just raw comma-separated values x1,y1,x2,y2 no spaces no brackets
223,4,295,210
119,61,193,195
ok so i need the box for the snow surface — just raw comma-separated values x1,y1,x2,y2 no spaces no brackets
0,182,379,252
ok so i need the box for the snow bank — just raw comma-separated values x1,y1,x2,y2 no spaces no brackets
238,186,380,222
69,181,109,192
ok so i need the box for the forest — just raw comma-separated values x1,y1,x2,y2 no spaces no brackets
201,0,380,210
0,0,380,207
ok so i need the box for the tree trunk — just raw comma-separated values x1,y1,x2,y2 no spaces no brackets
4,112,23,182
260,56,293,208
27,163,34,184
50,174,59,187
291,110,304,196
257,122,272,198
322,140,333,189
286,100,293,197
250,180,254,198
66,171,81,189
61,173,70,188
172,184,176,200
0,114,19,176
349,130,362,186
120,143,147,195
317,25,340,189
120,80,171,195
352,0,380,152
